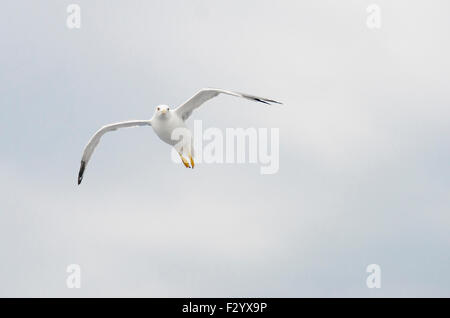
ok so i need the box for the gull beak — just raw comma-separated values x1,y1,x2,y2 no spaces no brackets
161,109,167,114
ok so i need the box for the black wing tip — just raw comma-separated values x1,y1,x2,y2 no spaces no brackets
78,161,86,185
264,98,283,105
252,97,283,105
256,98,270,105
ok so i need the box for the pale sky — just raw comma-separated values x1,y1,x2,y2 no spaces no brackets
0,0,449,297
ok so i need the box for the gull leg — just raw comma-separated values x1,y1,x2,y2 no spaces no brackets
179,153,191,168
189,154,195,169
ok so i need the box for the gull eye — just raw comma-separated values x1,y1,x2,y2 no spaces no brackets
157,107,160,111
167,107,170,110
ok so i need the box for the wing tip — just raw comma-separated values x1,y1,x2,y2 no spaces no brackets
252,97,283,105
270,99,283,105
202,88,282,105
78,161,86,185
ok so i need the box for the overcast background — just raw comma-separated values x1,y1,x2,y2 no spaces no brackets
1,0,449,297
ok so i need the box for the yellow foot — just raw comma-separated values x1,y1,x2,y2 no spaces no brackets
189,155,195,169
179,154,191,168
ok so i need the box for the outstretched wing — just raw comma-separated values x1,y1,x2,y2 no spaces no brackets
78,120,151,185
175,88,282,120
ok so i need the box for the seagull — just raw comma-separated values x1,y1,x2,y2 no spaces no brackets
77,88,281,184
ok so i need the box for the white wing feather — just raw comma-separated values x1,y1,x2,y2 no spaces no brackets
78,120,151,184
175,88,281,120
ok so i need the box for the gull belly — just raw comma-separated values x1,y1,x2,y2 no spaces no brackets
151,111,189,146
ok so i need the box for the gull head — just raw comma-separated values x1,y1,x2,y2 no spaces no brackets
155,105,170,117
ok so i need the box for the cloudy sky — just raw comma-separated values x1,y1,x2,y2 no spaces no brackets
1,0,449,297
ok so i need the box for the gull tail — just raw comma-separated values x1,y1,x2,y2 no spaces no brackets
78,161,86,185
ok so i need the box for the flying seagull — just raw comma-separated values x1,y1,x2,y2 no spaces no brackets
77,88,281,184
